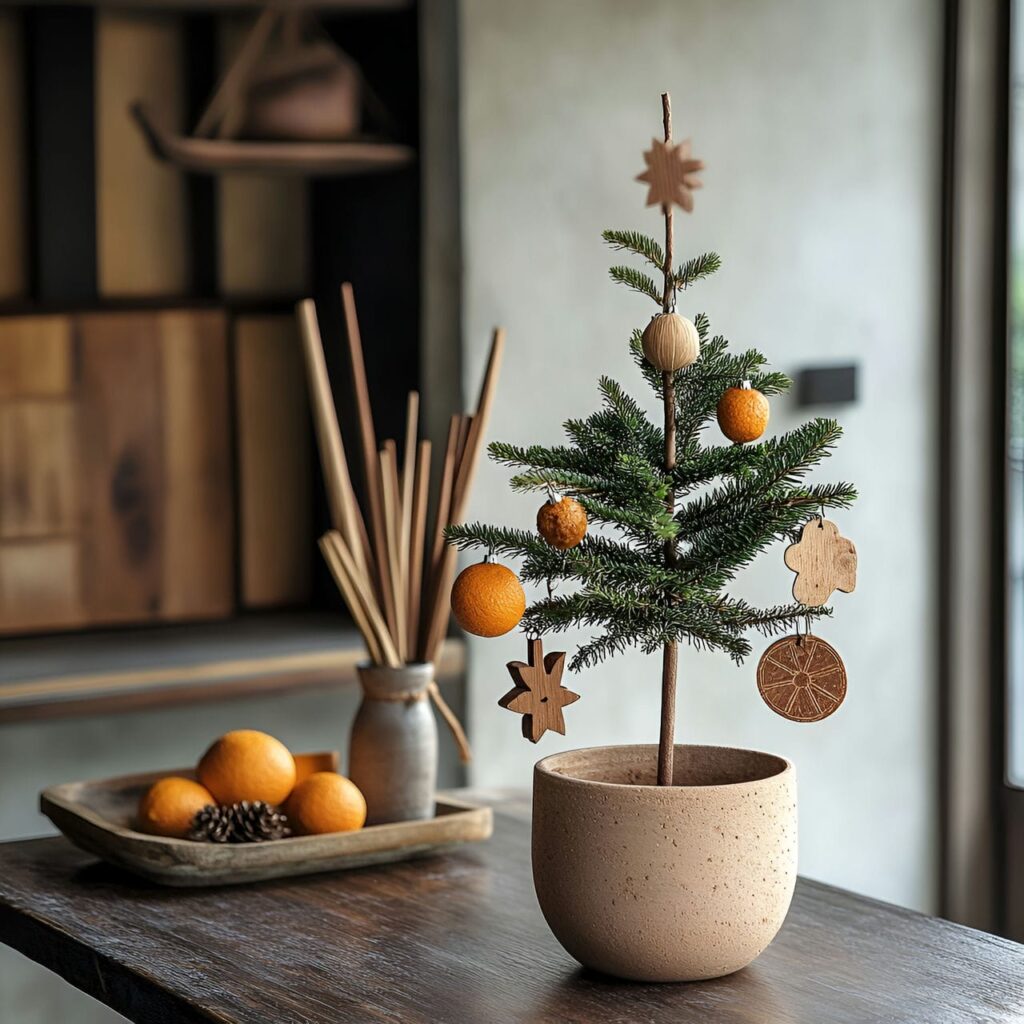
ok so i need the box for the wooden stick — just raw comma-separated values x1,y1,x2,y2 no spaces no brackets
429,415,461,583
400,392,418,633
454,414,472,476
340,282,396,641
422,329,506,662
407,440,431,658
450,328,505,523
657,91,678,788
419,415,461,659
323,531,400,667
295,300,368,581
195,7,277,138
380,443,406,662
318,533,385,666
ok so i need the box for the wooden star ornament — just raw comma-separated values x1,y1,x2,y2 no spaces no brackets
636,137,704,211
500,637,580,743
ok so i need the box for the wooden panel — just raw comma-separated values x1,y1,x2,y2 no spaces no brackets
0,401,78,539
0,540,82,633
0,11,26,300
159,310,233,617
96,10,189,297
217,174,308,296
235,315,311,607
0,316,74,398
77,313,164,623
214,14,308,299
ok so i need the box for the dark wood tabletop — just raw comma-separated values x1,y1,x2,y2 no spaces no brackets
0,793,1022,1024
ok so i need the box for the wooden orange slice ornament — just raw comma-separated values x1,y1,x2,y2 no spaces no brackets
756,633,847,722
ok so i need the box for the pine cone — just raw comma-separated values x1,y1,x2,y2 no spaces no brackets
189,804,233,843
189,801,291,843
227,800,291,843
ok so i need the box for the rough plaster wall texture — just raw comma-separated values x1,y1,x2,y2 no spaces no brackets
459,0,941,912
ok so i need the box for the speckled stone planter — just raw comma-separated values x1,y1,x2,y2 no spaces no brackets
532,744,797,982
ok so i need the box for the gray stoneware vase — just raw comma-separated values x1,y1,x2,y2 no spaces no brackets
532,744,797,982
349,662,437,825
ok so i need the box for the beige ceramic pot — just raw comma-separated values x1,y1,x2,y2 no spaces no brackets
533,744,796,982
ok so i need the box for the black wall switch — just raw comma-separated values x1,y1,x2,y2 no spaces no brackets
796,365,858,406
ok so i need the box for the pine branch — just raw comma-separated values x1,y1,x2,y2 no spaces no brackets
674,252,721,289
609,265,661,304
602,229,664,269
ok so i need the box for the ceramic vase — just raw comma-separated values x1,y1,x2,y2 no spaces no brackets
349,663,437,825
532,744,797,982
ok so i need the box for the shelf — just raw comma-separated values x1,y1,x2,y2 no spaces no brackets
25,2,411,10
133,104,415,178
0,612,465,723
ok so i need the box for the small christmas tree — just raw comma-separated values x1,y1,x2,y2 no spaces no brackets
446,94,857,786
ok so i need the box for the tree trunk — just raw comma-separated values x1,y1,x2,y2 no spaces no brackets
656,92,677,787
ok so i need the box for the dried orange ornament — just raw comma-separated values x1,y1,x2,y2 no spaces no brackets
641,312,700,372
537,495,587,549
717,380,769,443
450,560,526,637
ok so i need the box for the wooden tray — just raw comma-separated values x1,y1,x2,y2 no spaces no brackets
40,756,492,888
131,103,415,177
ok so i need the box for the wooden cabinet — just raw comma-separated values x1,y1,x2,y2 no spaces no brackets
0,311,234,633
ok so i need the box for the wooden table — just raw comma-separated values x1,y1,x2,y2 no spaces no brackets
0,794,1022,1024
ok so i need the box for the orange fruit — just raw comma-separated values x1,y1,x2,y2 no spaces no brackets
717,381,769,443
137,776,214,839
197,729,296,805
537,496,587,550
450,561,526,637
286,772,367,835
293,751,340,787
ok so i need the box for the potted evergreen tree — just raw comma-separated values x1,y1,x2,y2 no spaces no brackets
446,95,857,982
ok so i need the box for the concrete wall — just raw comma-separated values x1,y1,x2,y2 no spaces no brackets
459,0,942,912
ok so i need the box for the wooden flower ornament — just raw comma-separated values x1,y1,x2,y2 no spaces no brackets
500,637,579,742
784,517,857,607
635,137,704,211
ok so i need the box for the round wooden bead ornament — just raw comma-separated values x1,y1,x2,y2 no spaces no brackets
756,631,847,722
641,312,700,371
450,559,526,638
717,380,769,443
537,494,587,550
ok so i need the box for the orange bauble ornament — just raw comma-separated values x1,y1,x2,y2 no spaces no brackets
451,560,526,637
641,312,700,371
537,495,587,549
716,380,769,443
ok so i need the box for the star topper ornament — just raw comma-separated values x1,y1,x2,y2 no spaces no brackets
635,137,704,212
500,637,580,743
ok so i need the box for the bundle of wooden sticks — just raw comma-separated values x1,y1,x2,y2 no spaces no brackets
296,284,504,762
